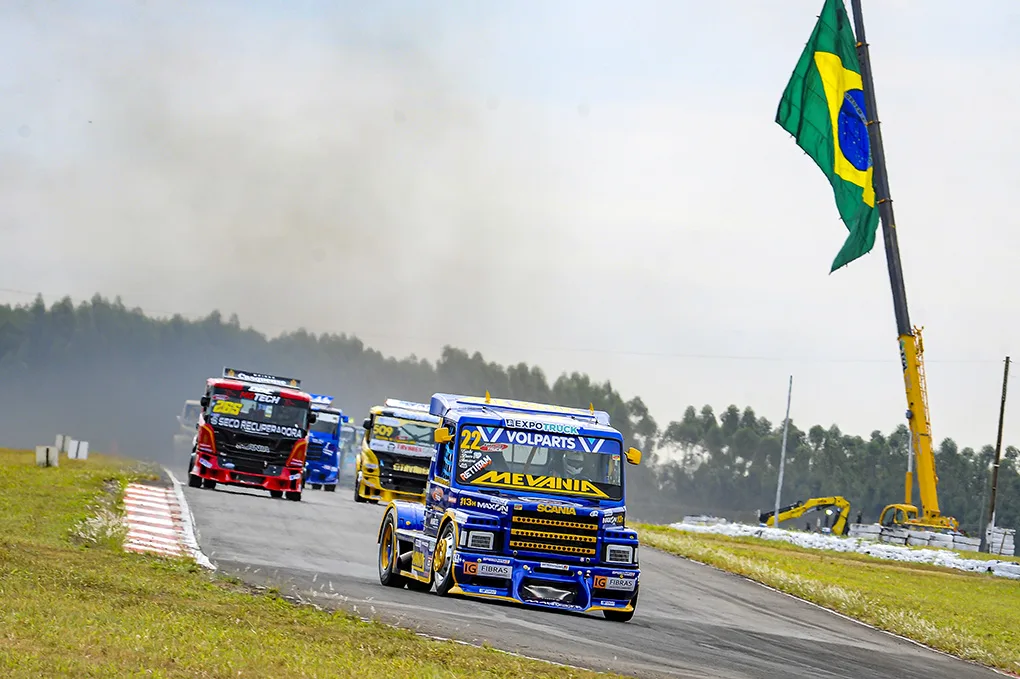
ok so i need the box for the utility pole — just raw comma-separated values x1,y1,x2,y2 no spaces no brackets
980,356,1010,552
773,375,793,529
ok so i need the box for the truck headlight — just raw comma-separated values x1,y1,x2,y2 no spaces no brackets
466,531,495,551
605,544,634,564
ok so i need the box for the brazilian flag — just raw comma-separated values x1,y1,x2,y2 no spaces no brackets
776,0,880,272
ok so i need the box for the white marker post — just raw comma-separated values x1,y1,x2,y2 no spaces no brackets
773,375,793,530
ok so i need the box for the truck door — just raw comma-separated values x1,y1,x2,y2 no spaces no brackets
424,438,454,538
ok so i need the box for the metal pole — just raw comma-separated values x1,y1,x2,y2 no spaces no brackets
980,356,1010,552
773,375,793,529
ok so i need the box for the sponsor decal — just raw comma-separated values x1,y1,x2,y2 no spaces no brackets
593,575,637,591
393,462,429,475
223,367,300,388
504,418,580,435
458,455,492,482
480,443,507,452
539,562,570,571
478,588,499,595
369,439,433,457
213,400,243,415
537,503,576,516
505,430,579,450
602,511,625,526
470,471,610,499
430,486,444,502
235,442,272,453
249,392,281,404
412,550,425,570
209,415,302,439
459,497,508,514
463,561,512,578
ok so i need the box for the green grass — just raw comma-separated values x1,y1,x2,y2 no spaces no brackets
635,522,1020,674
0,449,625,679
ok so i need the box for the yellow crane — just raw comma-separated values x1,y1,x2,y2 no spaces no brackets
848,2,961,535
877,326,960,532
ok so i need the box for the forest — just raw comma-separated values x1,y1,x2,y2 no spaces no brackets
0,294,1016,533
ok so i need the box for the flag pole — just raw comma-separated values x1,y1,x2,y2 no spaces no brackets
848,0,910,336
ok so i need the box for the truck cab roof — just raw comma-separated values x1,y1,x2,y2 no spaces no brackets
205,376,311,402
370,400,442,425
429,393,620,438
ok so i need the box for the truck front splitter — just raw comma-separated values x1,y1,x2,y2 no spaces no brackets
449,552,638,614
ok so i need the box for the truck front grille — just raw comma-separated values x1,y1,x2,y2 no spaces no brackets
306,440,325,461
375,452,429,494
509,509,599,557
214,431,292,474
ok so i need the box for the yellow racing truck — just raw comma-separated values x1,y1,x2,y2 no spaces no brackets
353,399,441,504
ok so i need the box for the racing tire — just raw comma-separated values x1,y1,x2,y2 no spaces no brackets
432,521,457,596
353,472,367,503
269,490,284,499
603,588,638,623
311,483,321,490
324,484,337,492
378,508,408,588
285,491,302,502
202,478,217,490
188,473,202,488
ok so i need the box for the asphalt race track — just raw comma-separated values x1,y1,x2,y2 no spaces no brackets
182,479,1001,679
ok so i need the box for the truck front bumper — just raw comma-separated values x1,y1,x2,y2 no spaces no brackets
192,452,302,492
449,551,639,615
357,470,425,504
304,463,338,486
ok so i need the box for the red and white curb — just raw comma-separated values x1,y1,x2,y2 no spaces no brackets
122,483,186,558
120,474,214,570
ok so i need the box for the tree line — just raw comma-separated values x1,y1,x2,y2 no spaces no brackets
0,294,1015,534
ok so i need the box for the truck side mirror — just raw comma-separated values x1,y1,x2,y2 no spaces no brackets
362,417,372,430
433,427,453,444
307,412,317,425
624,447,642,465
200,395,210,408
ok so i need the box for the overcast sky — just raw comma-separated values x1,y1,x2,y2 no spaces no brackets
2,0,1019,451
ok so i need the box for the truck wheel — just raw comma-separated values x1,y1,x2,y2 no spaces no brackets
378,508,408,588
311,483,321,490
285,491,302,502
188,468,202,488
324,484,337,492
202,478,217,490
270,490,284,499
353,472,367,503
603,588,638,622
432,521,457,596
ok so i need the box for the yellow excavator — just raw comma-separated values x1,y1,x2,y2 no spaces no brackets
759,496,851,536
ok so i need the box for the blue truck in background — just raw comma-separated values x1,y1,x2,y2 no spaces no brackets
375,392,643,622
304,394,348,492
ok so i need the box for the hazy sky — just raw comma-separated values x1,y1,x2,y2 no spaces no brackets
3,0,1019,451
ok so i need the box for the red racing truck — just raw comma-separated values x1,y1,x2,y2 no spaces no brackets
187,367,317,501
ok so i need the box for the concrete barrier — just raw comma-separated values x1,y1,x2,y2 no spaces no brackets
35,445,59,467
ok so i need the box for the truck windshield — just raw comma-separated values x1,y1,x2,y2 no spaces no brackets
371,416,436,446
455,427,623,502
182,403,202,426
208,386,309,437
310,411,340,436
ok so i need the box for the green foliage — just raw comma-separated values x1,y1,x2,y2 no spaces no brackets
0,294,1014,533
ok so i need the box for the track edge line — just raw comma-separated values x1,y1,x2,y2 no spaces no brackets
645,545,1015,677
163,467,216,571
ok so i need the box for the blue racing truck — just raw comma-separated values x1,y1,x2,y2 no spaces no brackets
304,394,347,492
375,392,643,622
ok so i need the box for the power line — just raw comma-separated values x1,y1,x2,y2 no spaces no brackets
0,285,1007,365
